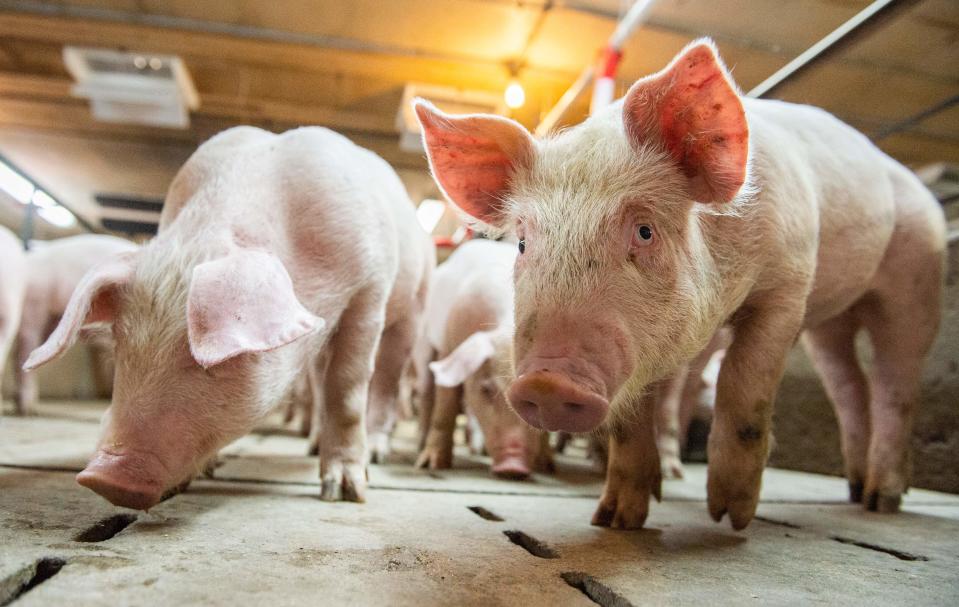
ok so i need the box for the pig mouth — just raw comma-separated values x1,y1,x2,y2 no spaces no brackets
77,449,184,511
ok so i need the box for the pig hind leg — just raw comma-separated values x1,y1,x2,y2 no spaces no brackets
319,292,386,503
802,310,871,503
366,316,417,464
857,248,942,513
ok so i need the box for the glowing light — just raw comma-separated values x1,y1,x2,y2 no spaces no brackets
32,190,76,228
504,79,525,109
0,160,34,203
149,57,163,70
416,198,446,234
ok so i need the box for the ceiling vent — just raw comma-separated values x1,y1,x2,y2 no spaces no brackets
63,47,200,129
396,83,506,153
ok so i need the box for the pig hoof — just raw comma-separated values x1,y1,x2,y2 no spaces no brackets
320,463,367,503
590,499,648,530
307,443,319,457
707,494,757,530
848,482,864,504
368,433,391,465
865,491,901,513
414,446,452,470
661,456,685,480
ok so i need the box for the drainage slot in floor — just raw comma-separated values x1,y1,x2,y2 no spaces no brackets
503,530,558,559
754,515,802,529
73,513,138,543
0,557,66,606
467,506,504,522
561,571,634,607
830,535,929,561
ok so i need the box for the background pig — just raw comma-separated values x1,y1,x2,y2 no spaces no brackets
14,234,138,415
415,40,945,530
0,225,26,411
417,238,550,479
26,125,431,509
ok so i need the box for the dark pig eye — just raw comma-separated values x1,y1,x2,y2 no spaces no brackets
518,239,526,254
634,224,654,247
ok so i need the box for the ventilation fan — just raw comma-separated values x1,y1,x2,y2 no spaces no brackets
63,47,200,129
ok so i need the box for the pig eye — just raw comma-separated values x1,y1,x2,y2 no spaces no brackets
634,224,654,246
518,239,526,254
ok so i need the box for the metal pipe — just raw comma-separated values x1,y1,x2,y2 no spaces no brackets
747,0,921,98
872,93,959,141
536,0,659,134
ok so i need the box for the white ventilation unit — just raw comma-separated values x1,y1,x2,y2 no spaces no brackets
396,83,507,152
63,47,200,129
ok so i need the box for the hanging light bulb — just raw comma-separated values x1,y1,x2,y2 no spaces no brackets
504,78,525,110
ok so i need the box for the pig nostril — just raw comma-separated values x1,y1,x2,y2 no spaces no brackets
563,402,584,415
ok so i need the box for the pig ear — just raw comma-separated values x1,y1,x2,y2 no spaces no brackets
429,332,496,388
24,252,136,371
187,250,325,369
413,99,534,229
623,39,749,204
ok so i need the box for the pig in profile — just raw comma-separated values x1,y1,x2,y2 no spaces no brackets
415,40,945,530
1,226,26,410
417,238,551,479
26,126,432,510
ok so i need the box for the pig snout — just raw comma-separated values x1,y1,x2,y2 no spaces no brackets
509,364,610,433
488,430,533,480
76,450,173,510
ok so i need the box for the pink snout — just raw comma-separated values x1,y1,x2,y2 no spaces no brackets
509,370,609,433
76,450,171,511
491,455,531,480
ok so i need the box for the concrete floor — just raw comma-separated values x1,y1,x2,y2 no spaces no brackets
2,401,958,606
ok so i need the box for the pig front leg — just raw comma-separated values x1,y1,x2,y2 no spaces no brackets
707,305,804,530
319,301,384,503
655,365,689,480
591,390,662,530
415,384,462,470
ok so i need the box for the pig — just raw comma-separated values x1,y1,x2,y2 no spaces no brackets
14,234,138,415
1,225,26,410
25,125,432,509
414,40,945,530
416,238,550,478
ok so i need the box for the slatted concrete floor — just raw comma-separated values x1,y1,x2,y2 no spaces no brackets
2,401,958,606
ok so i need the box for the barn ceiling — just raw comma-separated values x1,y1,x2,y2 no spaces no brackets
0,0,957,235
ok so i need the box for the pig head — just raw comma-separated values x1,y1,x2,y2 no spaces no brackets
25,248,323,509
415,40,748,434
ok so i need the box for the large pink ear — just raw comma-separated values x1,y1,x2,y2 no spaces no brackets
188,249,324,368
429,331,496,388
413,99,534,228
623,39,749,204
24,252,136,371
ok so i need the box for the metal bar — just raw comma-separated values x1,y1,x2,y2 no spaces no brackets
872,94,959,141
747,0,922,98
19,200,34,250
536,0,659,135
0,152,99,233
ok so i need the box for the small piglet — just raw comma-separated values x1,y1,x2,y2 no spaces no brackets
1,226,26,409
417,238,550,478
26,126,432,509
14,234,139,414
416,40,945,529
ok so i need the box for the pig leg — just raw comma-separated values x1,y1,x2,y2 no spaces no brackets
858,262,941,513
707,304,804,530
14,326,42,415
307,351,330,456
655,365,689,480
415,347,436,451
592,389,662,529
367,316,417,464
802,311,871,503
415,383,462,470
319,299,384,503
